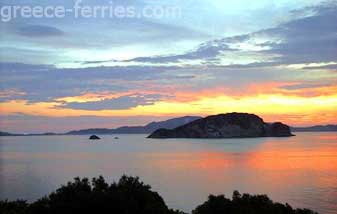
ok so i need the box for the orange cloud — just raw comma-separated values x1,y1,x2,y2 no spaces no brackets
1,80,337,127
0,89,26,98
1,91,337,126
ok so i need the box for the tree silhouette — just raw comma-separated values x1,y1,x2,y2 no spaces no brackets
192,191,318,214
0,176,318,214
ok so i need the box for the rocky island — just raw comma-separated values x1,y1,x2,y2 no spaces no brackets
89,135,101,140
148,113,294,138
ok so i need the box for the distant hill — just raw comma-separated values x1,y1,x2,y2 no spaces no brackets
0,131,16,136
292,125,337,132
66,116,202,135
1,118,336,136
0,131,57,136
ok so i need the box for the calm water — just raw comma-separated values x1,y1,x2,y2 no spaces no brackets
0,133,337,213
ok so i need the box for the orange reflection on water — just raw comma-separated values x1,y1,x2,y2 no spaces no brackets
317,135,337,140
247,149,337,171
149,146,337,172
146,135,337,192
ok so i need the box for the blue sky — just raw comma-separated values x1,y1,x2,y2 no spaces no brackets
0,0,336,133
1,0,328,66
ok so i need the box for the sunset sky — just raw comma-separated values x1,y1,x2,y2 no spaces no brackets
0,0,337,133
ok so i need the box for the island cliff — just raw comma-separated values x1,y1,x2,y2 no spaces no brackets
148,113,293,138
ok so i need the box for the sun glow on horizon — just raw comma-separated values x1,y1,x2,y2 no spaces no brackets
1,92,337,127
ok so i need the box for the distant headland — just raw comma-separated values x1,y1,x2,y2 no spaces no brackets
0,113,336,136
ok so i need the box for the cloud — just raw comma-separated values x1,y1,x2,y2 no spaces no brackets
0,62,180,103
124,41,236,63
80,60,119,65
121,2,337,66
16,25,65,37
279,82,336,90
78,37,227,65
0,58,333,105
0,62,54,71
0,89,26,99
258,3,337,64
303,64,337,70
60,94,168,110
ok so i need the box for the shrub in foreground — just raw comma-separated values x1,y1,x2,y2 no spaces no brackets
0,176,318,214
192,191,318,214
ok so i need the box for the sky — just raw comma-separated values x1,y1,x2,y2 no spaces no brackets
0,0,336,133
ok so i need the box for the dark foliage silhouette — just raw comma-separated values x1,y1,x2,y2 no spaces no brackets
0,176,318,214
0,200,28,214
192,191,318,214
0,175,182,214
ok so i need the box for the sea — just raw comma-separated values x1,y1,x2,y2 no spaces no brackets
0,132,336,213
